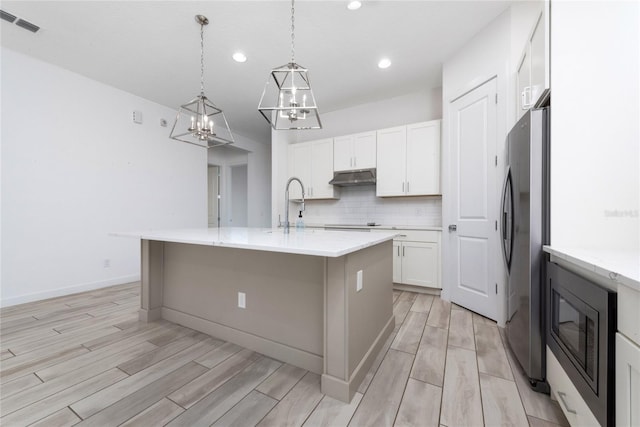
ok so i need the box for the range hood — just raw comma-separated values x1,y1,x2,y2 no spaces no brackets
328,169,376,186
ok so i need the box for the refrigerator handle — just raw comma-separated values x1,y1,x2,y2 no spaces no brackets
500,166,514,271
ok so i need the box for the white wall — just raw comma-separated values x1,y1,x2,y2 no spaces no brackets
209,132,271,228
550,1,640,251
270,89,443,228
296,88,442,143
1,47,206,306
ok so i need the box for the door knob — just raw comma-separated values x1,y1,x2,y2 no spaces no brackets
448,224,457,232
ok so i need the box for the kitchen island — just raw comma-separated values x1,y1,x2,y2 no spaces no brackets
113,227,397,402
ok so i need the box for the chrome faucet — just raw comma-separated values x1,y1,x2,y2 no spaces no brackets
284,177,305,234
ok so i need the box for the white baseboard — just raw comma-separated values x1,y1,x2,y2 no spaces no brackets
0,275,140,308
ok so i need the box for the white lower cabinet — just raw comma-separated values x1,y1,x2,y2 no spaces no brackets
617,282,640,427
391,230,440,289
616,332,640,427
547,346,599,426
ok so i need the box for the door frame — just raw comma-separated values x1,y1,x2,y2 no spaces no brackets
442,72,510,327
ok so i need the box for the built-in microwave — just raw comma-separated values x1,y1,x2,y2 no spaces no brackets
547,261,617,426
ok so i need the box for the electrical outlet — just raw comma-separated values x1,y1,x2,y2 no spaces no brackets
356,270,363,292
103,259,110,268
238,292,246,309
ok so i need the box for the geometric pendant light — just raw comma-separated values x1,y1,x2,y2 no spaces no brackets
258,0,322,130
170,15,234,148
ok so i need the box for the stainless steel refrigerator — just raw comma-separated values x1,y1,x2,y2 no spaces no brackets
501,107,550,393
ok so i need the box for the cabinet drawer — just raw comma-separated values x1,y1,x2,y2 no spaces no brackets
618,284,640,344
391,230,439,243
546,347,599,426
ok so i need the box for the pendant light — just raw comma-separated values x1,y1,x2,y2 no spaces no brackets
258,0,322,130
170,15,234,148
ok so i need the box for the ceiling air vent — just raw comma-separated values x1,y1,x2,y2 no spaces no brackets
0,10,17,23
15,18,40,33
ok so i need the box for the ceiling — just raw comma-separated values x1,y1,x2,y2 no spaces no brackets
1,1,513,143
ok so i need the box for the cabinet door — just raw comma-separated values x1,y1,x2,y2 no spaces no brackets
401,241,439,288
333,135,353,172
406,121,441,196
353,131,376,169
288,142,312,200
376,126,406,197
517,50,531,119
616,333,640,427
310,139,336,199
392,241,402,284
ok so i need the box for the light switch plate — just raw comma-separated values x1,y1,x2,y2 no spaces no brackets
357,270,363,292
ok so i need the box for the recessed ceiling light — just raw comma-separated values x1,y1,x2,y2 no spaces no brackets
378,58,391,69
347,1,362,10
232,52,247,63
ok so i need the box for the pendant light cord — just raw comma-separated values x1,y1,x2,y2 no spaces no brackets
290,0,295,64
200,22,205,95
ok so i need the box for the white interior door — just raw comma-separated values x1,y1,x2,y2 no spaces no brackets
448,78,498,320
230,164,248,227
208,165,220,227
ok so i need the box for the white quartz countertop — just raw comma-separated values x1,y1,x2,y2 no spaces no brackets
543,246,640,292
111,227,398,258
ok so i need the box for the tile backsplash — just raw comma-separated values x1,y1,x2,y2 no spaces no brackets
300,186,442,227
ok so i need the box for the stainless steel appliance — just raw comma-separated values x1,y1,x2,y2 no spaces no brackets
501,107,550,392
547,261,616,426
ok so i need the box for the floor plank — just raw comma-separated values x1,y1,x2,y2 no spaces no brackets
475,323,512,380
447,308,475,350
117,332,202,375
212,390,278,427
195,341,243,368
410,325,448,387
257,372,324,427
390,311,427,354
410,294,434,313
0,346,90,385
0,372,42,398
349,349,413,426
440,346,483,427
426,297,451,329
479,373,528,426
120,398,185,427
303,392,362,427
255,362,307,400
394,378,442,427
29,407,81,427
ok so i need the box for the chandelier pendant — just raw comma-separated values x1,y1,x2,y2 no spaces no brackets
258,0,322,130
170,15,234,148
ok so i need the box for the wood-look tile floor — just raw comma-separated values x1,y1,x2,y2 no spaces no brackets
0,283,570,426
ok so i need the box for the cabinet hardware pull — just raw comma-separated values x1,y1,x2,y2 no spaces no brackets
407,182,410,193
402,182,405,192
397,246,400,256
402,246,405,257
557,392,577,414
398,234,407,237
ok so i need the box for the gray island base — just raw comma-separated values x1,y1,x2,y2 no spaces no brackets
126,228,396,402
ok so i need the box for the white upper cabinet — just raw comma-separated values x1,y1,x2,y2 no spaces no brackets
517,4,550,118
333,131,376,171
376,126,407,196
376,120,441,197
406,121,440,196
288,139,338,200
